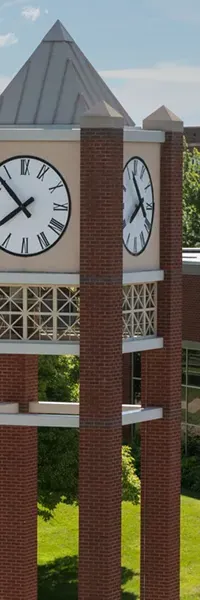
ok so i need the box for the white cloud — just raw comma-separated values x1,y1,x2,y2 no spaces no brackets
0,32,18,46
100,62,200,126
21,5,40,21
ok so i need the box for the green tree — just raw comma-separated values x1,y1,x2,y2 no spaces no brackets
183,142,200,247
38,356,141,514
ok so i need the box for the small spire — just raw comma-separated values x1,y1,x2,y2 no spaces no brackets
80,100,124,129
42,19,74,43
143,105,183,132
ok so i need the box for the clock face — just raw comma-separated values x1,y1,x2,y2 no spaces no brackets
0,155,71,257
123,157,154,256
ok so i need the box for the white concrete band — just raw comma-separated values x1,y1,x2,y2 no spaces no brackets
0,127,165,143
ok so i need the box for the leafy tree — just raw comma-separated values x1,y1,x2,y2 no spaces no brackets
183,142,200,247
38,356,141,514
38,355,79,403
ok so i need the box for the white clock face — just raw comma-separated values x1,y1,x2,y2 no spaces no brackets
123,157,154,256
0,155,71,257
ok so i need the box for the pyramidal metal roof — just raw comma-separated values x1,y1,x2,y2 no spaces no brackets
0,20,134,127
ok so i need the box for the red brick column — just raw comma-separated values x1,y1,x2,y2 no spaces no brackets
141,112,183,600
79,103,123,600
0,355,38,600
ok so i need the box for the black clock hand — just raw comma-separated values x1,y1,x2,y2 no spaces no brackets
0,177,32,218
130,197,145,223
0,196,34,226
132,174,146,219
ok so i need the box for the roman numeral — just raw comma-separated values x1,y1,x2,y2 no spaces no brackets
134,237,137,253
140,164,145,180
126,233,130,246
1,233,11,249
146,202,153,211
140,231,145,249
48,218,64,236
49,181,64,194
144,218,151,233
37,164,50,181
3,165,11,179
37,231,50,250
21,237,29,254
123,185,126,192
21,159,30,176
123,219,126,229
145,183,151,191
53,202,68,211
133,159,138,176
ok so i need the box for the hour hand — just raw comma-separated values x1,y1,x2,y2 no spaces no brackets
0,197,34,226
0,177,32,218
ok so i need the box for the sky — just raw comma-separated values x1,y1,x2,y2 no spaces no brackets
0,0,200,125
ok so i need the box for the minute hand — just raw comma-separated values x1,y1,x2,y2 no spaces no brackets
0,197,34,226
0,177,31,218
132,175,146,219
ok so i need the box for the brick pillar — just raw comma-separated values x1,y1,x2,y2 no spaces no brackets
79,102,124,600
0,355,38,600
140,110,183,600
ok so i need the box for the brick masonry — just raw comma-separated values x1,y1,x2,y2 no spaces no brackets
140,132,183,600
79,127,123,600
0,355,38,600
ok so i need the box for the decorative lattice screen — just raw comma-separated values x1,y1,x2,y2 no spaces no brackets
0,283,157,342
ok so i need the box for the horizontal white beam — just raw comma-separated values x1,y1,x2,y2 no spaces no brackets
123,336,163,353
122,406,163,425
0,405,163,427
29,401,79,414
0,270,162,286
124,128,165,143
123,270,163,284
0,340,80,355
0,337,163,355
0,272,79,285
0,402,18,413
0,126,165,143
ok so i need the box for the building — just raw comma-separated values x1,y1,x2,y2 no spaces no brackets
184,126,200,150
0,20,183,600
125,248,200,446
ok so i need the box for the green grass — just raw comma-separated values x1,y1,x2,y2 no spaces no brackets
38,495,200,599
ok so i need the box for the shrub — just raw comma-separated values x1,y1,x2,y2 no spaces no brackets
122,446,141,504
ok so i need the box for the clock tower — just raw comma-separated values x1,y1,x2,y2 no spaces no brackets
0,20,183,600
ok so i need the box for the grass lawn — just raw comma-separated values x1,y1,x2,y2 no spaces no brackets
38,495,200,599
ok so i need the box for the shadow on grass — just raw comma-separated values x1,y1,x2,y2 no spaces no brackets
181,487,200,501
38,555,139,600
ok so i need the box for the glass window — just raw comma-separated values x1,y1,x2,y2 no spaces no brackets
133,352,141,379
188,387,200,428
188,349,200,387
133,379,141,404
182,349,186,385
181,386,187,424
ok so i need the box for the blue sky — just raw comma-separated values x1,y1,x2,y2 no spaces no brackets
0,0,200,125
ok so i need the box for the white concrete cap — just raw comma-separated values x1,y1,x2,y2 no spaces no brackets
143,105,183,132
80,100,124,128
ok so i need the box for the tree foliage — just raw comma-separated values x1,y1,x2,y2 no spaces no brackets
183,142,200,247
38,356,141,514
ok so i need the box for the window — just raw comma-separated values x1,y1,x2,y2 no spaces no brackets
182,347,200,451
132,352,141,404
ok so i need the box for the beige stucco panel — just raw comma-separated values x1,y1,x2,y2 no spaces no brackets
123,142,160,272
0,141,80,272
